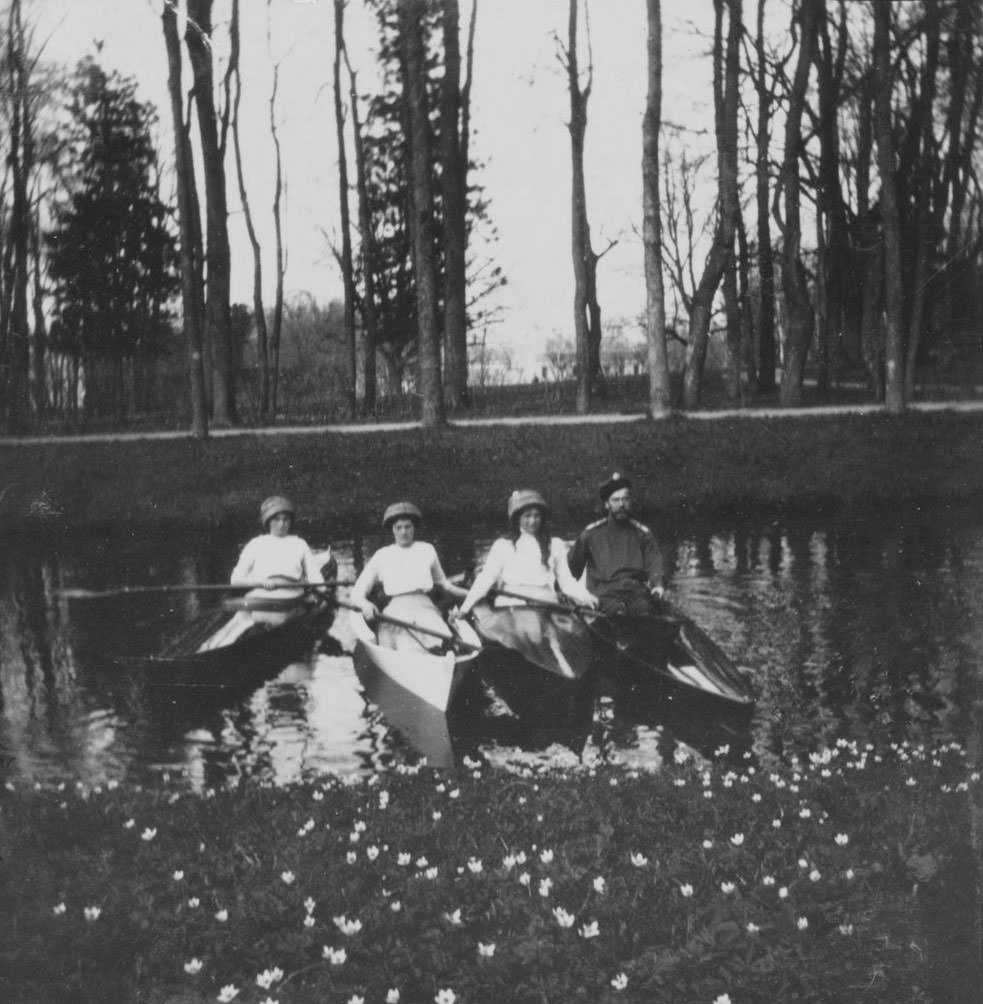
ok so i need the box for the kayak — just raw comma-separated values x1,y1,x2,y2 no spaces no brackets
349,609,482,714
133,591,335,690
467,602,597,746
586,603,755,709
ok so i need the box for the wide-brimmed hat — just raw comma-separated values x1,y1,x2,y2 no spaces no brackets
507,489,549,521
599,473,633,502
260,495,295,527
382,501,423,529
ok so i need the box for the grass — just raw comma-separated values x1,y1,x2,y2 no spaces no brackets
2,411,983,537
3,742,979,1004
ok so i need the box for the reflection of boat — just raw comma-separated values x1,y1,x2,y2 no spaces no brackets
587,603,755,709
350,609,481,713
126,594,335,690
468,603,597,751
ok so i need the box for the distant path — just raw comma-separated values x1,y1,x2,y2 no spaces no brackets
3,399,983,446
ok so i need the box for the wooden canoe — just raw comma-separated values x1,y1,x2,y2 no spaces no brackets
349,609,482,714
586,604,755,709
129,593,335,690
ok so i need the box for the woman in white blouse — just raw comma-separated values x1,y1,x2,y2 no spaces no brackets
350,501,467,651
459,490,598,615
455,491,597,679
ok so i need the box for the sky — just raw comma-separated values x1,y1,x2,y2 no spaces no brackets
35,0,716,376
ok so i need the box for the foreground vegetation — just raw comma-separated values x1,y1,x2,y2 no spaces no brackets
4,741,979,1004
3,410,983,536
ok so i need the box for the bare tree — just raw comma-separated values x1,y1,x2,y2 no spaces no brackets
440,0,469,409
229,0,271,418
682,0,741,410
267,12,286,415
774,0,818,406
643,0,670,416
185,0,235,426
333,0,357,418
162,1,207,438
401,0,445,427
872,0,903,412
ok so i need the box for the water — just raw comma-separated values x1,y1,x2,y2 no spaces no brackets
2,501,982,788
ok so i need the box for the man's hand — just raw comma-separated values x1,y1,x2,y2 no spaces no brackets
649,584,667,601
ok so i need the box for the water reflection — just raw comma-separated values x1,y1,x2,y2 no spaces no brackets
1,502,982,788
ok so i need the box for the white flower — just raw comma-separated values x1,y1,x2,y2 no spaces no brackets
797,916,809,930
751,792,762,802
778,886,789,899
215,908,228,922
386,991,400,1004
467,857,483,874
730,833,745,846
425,866,439,880
397,852,411,866
835,833,849,846
347,996,364,1004
552,906,575,928
540,848,554,864
183,958,203,974
333,914,363,936
304,915,316,928
477,941,496,957
444,908,462,926
838,923,855,935
435,990,457,1004
432,810,443,821
539,877,553,897
844,868,855,880
390,901,402,912
610,972,629,991
280,871,295,885
217,986,239,1003
502,854,517,870
141,827,157,841
322,946,347,965
366,846,380,861
188,898,200,909
593,876,606,894
123,818,135,829
809,869,821,882
304,897,316,914
747,921,760,934
702,839,713,849
449,788,460,799
579,920,600,939
416,856,429,869
630,852,648,867
172,870,184,881
762,875,776,886
519,872,531,887
798,857,809,869
679,883,694,898
720,881,736,895
52,902,67,915
255,968,283,989
713,995,732,1004
772,818,782,828
346,851,357,865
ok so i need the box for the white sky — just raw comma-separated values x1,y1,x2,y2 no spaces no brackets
34,0,716,374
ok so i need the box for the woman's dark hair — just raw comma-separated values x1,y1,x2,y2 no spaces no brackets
509,508,550,567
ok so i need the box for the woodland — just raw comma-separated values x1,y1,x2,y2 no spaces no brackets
0,0,980,435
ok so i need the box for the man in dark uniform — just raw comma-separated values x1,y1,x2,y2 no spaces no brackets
567,473,666,616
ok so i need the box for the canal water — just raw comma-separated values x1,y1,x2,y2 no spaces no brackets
1,500,982,788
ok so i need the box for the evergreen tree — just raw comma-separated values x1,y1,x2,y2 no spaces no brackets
46,56,178,417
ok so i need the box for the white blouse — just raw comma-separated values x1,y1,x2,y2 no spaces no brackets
350,541,450,601
461,534,592,611
230,534,325,585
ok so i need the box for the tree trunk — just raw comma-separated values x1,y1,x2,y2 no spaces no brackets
344,48,379,415
401,0,445,427
753,0,776,394
643,0,670,417
269,51,286,416
873,1,904,412
566,0,594,415
334,0,358,419
776,0,819,407
683,0,740,410
162,2,208,438
440,0,469,409
229,0,270,418
186,0,235,426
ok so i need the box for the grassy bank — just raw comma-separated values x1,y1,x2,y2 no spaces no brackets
4,744,979,1004
3,411,983,536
